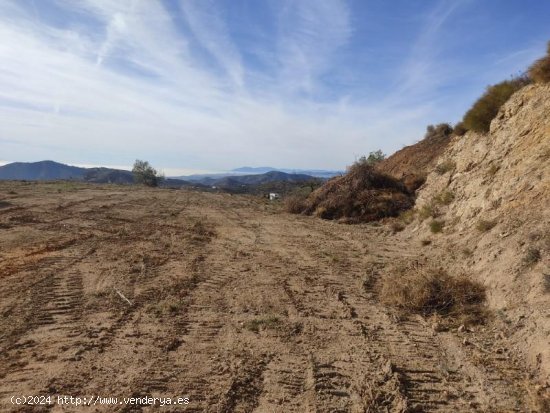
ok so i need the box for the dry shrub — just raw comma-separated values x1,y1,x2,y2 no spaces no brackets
462,77,530,133
300,162,414,223
453,121,467,136
284,195,307,214
429,220,445,233
476,219,497,232
435,160,456,175
186,218,216,243
528,41,550,83
433,190,454,205
380,263,486,325
418,203,438,220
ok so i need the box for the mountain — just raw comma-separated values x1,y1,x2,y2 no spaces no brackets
0,160,86,180
231,167,342,178
231,166,277,174
0,160,196,187
175,167,342,183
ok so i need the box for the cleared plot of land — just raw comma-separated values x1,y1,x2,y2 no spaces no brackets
0,182,542,412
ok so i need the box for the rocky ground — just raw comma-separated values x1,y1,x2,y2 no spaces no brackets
1,182,548,412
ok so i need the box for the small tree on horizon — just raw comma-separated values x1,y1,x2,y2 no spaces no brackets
365,150,386,165
132,159,163,187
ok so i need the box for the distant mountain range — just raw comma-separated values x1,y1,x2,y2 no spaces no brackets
174,166,342,183
0,161,186,186
0,161,325,192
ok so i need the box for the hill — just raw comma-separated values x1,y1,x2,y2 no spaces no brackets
376,123,454,191
0,160,86,180
401,83,550,383
0,160,198,188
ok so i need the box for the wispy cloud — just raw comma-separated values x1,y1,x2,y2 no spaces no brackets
0,0,548,170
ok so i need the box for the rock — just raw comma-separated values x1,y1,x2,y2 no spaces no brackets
457,324,466,333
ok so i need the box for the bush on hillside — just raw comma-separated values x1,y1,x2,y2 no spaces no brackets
528,41,550,83
453,122,467,136
284,194,308,214
355,150,386,167
425,123,453,139
380,263,486,324
462,77,530,133
292,162,413,223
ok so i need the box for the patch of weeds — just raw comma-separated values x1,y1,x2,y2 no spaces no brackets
486,164,500,178
435,160,456,175
476,219,497,232
147,298,184,318
418,203,438,221
399,209,416,225
186,218,216,243
433,190,455,206
522,247,541,267
390,221,405,233
462,247,473,257
429,220,444,234
380,263,487,326
244,316,281,333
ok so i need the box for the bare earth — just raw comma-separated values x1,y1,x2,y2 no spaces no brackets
0,182,543,412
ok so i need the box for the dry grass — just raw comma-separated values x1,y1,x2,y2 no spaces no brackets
476,219,497,232
283,195,307,214
528,41,550,83
435,160,456,175
380,263,486,325
433,190,455,206
418,203,438,220
523,247,541,267
429,220,445,233
244,315,281,333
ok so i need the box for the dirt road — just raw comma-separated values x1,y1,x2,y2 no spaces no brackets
0,182,542,412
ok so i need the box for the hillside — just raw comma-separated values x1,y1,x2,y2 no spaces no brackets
401,83,550,383
376,123,454,191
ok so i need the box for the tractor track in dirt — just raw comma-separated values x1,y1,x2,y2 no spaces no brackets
0,183,544,412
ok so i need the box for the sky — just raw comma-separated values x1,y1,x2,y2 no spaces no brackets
0,0,549,174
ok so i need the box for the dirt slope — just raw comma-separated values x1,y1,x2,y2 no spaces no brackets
403,84,550,384
376,124,453,191
0,182,547,412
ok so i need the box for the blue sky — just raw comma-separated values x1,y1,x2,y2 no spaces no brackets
0,0,548,174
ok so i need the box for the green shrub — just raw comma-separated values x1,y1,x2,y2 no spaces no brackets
528,41,550,83
429,220,444,233
462,77,530,133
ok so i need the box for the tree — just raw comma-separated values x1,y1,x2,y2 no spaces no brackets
365,150,386,165
132,159,163,187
